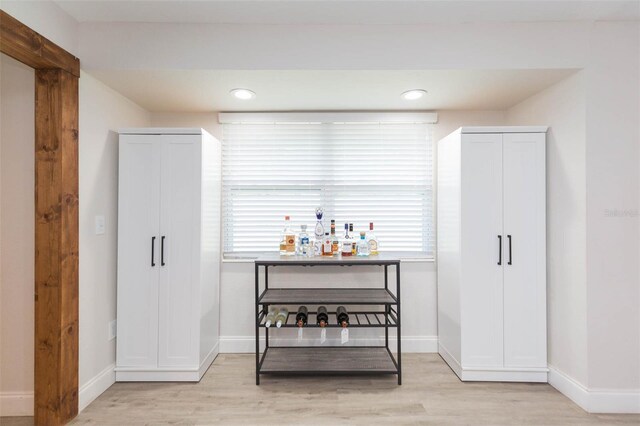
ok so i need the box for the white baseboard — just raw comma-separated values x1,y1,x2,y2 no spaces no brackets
548,366,640,414
219,335,438,353
0,392,33,417
79,363,115,412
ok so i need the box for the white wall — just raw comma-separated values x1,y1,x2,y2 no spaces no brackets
0,54,35,417
78,72,151,410
507,72,588,387
584,22,639,395
150,109,507,351
1,0,79,56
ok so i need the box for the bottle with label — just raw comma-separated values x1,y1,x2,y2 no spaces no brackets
342,223,352,256
264,306,277,328
367,222,379,255
330,220,340,256
350,223,357,255
279,216,296,256
314,207,325,241
336,306,349,327
322,232,333,256
298,225,310,256
296,306,308,327
316,306,329,327
357,231,370,256
275,307,289,328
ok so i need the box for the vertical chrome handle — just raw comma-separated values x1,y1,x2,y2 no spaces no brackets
151,236,156,267
497,235,502,265
507,235,512,265
161,236,166,266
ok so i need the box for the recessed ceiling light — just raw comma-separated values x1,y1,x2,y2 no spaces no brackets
230,88,256,100
401,89,427,100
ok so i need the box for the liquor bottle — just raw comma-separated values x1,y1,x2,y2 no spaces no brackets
357,231,370,256
296,306,308,327
367,222,379,255
322,232,332,256
314,208,324,257
350,223,357,255
342,223,352,256
298,225,310,256
264,306,277,328
275,307,289,328
336,306,349,327
314,207,325,242
316,306,329,327
330,220,340,256
279,216,296,256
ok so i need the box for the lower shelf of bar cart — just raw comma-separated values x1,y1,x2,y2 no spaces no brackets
259,347,399,375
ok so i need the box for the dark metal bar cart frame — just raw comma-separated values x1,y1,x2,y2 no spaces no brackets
254,254,401,385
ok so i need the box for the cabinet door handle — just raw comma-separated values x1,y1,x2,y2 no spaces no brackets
507,235,512,265
497,235,502,265
151,236,156,267
161,236,166,266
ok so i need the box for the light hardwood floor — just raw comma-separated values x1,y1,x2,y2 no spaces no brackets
3,354,639,425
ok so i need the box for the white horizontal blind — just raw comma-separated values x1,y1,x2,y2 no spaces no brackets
222,121,434,256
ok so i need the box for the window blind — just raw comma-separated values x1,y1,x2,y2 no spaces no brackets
222,121,434,256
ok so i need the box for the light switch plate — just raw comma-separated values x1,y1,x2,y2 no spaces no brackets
108,320,117,340
95,215,105,235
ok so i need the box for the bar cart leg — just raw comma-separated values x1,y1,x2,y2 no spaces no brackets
255,263,260,385
396,263,402,385
384,265,389,349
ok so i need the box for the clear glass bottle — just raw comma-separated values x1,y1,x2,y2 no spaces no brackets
367,222,379,255
357,231,370,256
275,307,289,328
314,207,325,242
342,223,352,256
298,224,310,256
279,216,296,256
330,220,340,256
264,306,277,328
313,207,324,257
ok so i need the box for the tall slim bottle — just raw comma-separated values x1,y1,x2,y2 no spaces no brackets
367,222,379,255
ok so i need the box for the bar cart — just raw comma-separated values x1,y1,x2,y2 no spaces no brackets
254,253,401,385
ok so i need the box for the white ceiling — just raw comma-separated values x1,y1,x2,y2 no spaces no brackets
90,69,577,112
54,0,640,24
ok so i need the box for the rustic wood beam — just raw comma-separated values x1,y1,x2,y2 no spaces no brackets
1,9,80,424
34,68,79,425
0,10,80,77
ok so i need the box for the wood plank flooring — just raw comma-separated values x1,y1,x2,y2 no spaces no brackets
3,354,639,425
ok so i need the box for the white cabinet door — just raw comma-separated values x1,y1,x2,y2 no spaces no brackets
117,135,161,367
503,133,546,368
157,135,201,367
460,133,504,367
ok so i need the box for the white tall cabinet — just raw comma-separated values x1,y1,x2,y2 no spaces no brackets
116,128,221,382
437,126,547,382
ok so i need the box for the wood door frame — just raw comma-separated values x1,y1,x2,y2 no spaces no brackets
1,10,79,425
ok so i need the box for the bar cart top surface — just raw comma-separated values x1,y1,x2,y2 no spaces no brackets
254,253,402,266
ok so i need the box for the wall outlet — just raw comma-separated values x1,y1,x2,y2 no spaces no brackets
95,215,105,235
108,320,117,340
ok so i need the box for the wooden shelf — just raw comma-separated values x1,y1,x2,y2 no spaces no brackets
258,288,397,305
260,347,398,374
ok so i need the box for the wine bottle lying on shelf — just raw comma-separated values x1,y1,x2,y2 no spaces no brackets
336,305,349,328
275,308,288,328
296,306,308,327
316,306,328,327
265,307,276,328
